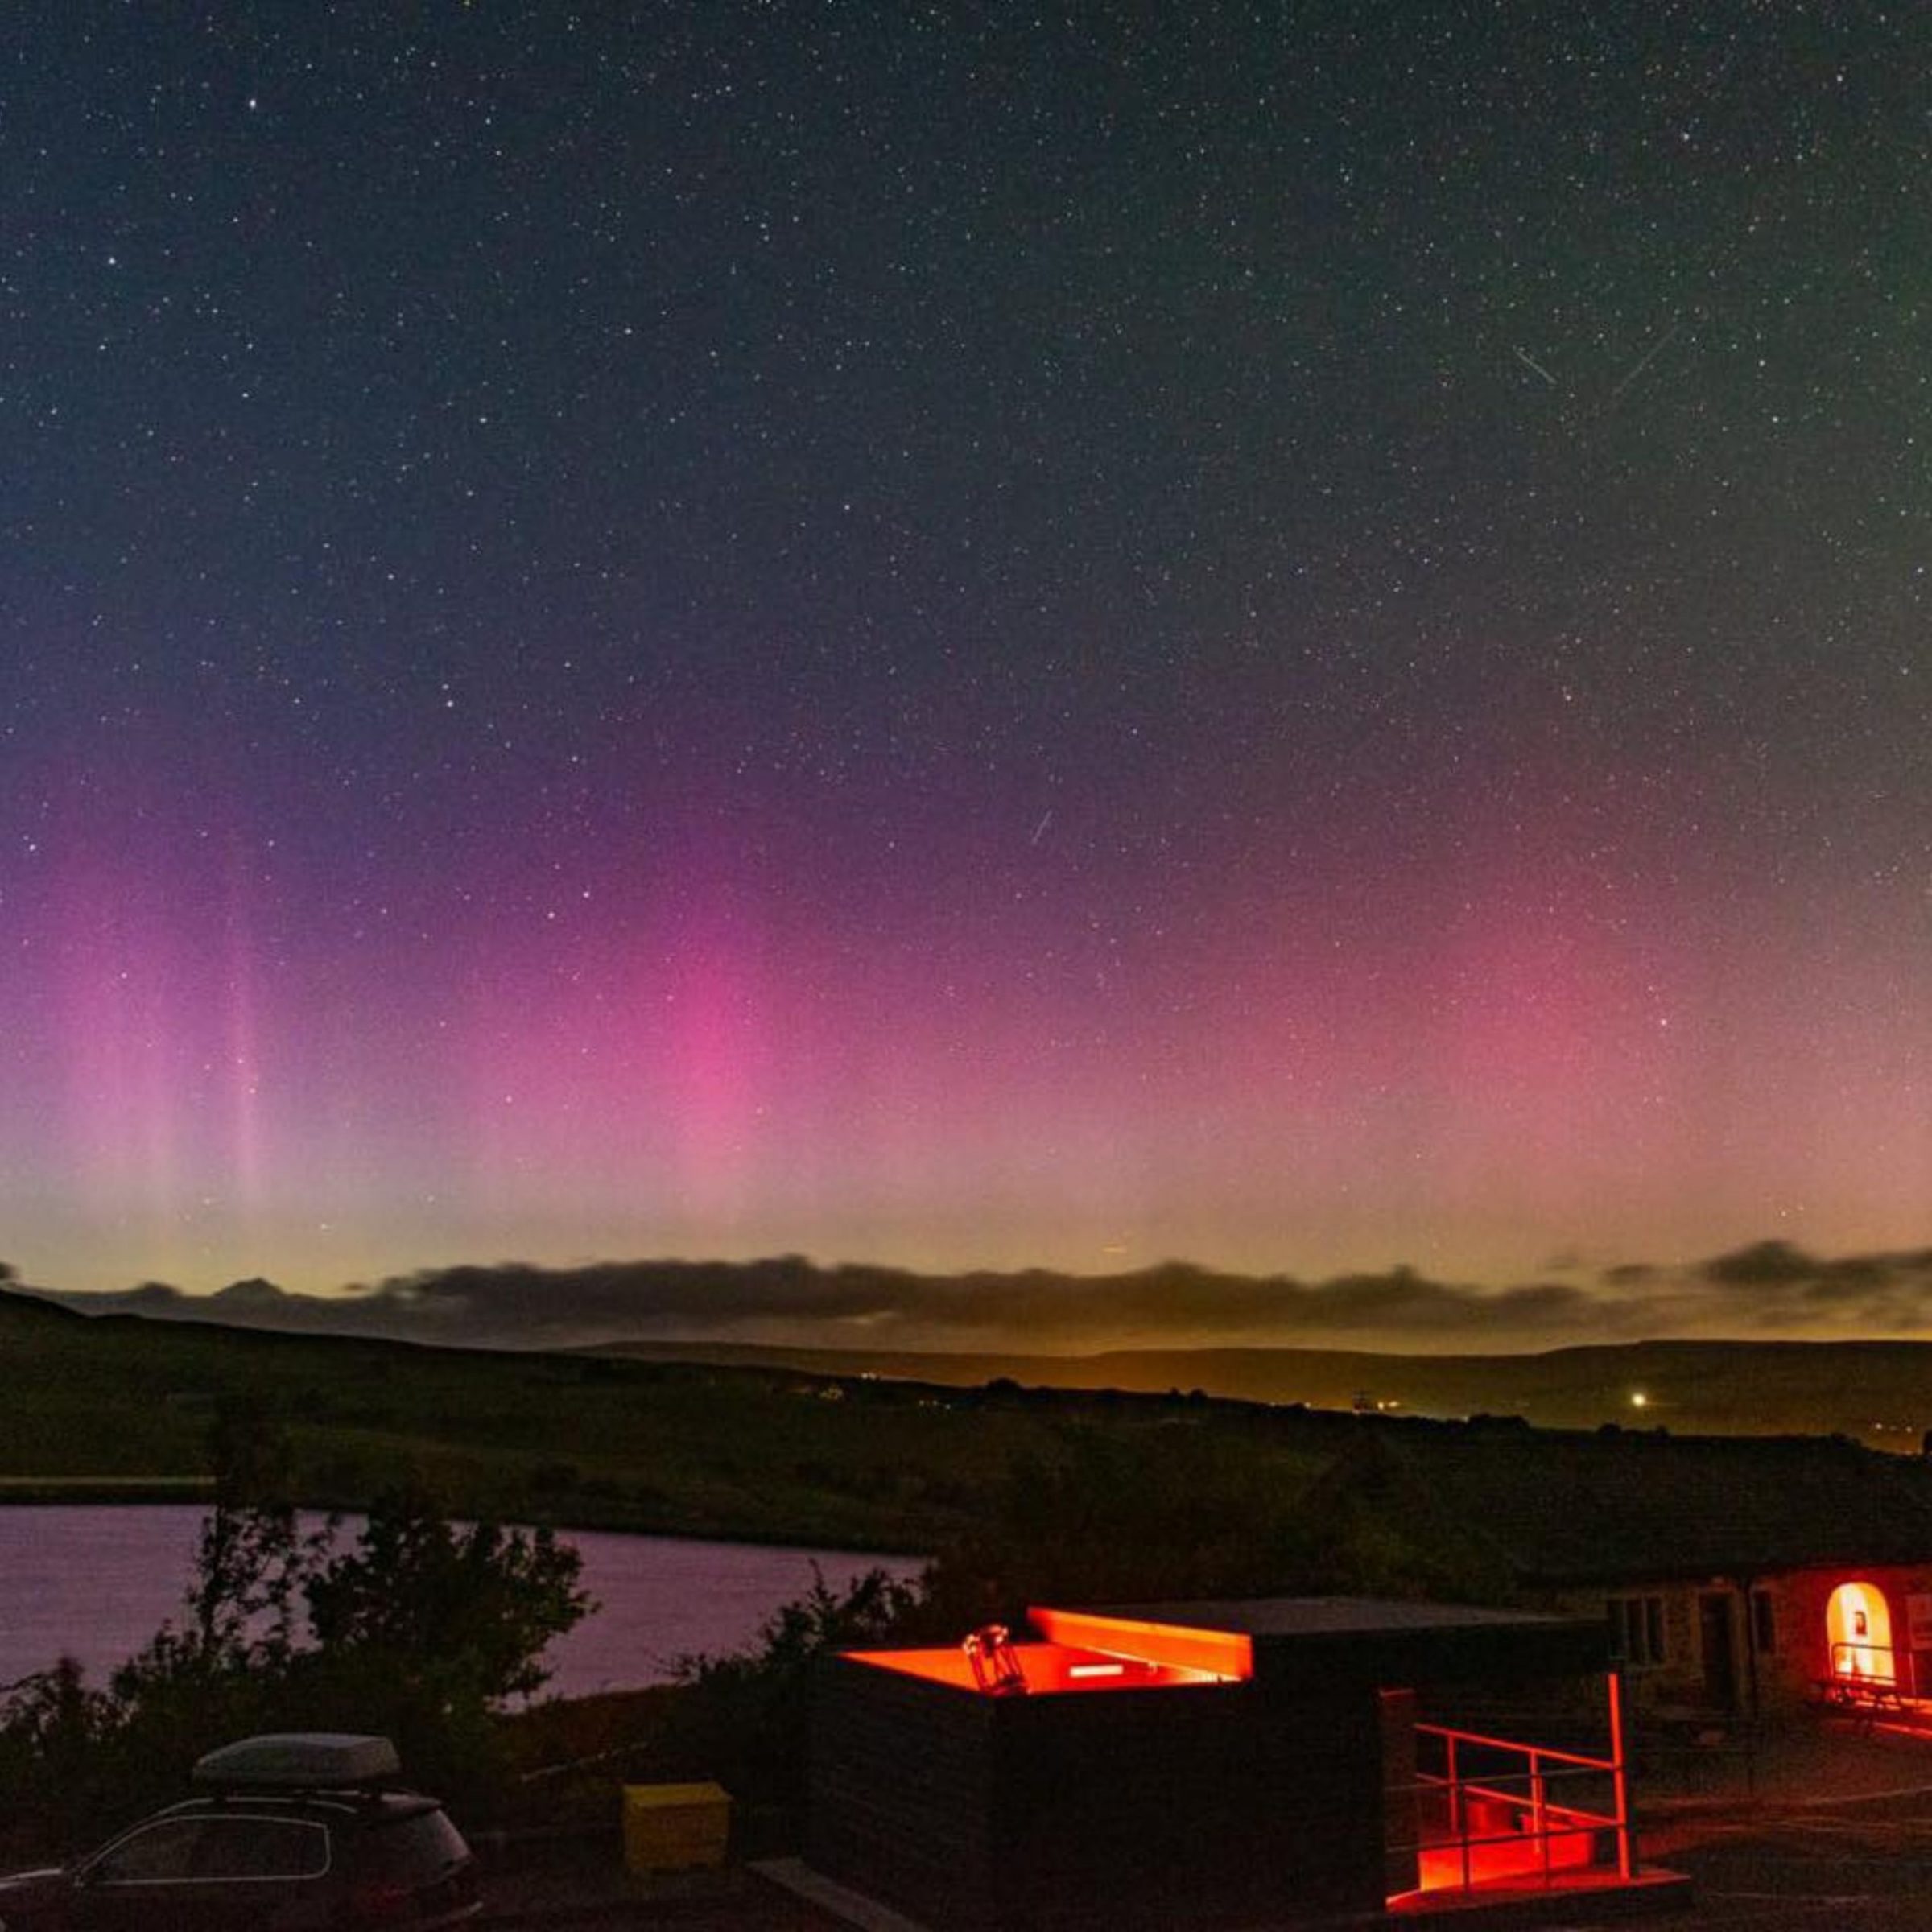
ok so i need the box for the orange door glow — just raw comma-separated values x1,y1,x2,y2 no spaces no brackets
1826,1582,1894,1683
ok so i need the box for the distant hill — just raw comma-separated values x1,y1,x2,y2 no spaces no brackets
0,1288,1197,1549
581,1335,1932,1447
19,1252,1932,1446
10,1279,1932,1596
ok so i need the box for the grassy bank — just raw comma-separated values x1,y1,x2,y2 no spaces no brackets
0,1291,1329,1551
0,1476,217,1503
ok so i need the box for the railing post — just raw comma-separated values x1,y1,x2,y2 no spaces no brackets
1609,1670,1633,1880
1530,1748,1549,1882
1447,1732,1470,1893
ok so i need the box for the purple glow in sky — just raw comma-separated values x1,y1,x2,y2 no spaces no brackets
2,6,1929,1333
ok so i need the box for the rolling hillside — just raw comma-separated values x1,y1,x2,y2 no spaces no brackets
584,1335,1932,1447
0,1290,1334,1550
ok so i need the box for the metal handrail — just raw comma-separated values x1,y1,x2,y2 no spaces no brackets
1397,1719,1628,1894
1829,1641,1897,1683
1414,1719,1618,1772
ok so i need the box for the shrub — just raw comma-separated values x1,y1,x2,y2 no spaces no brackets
0,1467,592,1853
665,1566,924,1807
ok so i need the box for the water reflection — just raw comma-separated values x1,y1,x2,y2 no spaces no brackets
0,1506,920,1699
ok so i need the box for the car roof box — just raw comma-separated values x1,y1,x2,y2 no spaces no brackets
192,1732,403,1790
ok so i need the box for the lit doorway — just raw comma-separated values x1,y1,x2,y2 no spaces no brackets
1826,1582,1895,1686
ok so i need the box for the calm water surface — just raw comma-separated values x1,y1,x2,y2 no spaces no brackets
0,1506,920,1699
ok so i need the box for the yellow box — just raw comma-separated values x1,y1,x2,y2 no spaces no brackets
621,1781,732,1872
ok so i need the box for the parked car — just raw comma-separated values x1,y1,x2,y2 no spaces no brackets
0,1732,480,1930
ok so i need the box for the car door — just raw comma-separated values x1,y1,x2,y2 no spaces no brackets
73,1812,328,1931
69,1815,208,1931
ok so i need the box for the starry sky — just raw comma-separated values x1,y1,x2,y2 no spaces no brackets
3,4,1929,1335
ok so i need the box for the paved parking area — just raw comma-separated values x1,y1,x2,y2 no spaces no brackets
477,1719,1932,1928
1671,1804,1932,1931
1637,1717,1932,1931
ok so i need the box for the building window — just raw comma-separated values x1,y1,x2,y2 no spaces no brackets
1751,1590,1776,1657
1607,1594,1666,1668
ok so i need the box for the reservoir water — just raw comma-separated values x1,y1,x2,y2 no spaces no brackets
0,1506,921,1701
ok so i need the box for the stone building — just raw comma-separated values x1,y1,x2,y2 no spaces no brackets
1310,1423,1932,1720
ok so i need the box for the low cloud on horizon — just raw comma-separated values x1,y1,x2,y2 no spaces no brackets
14,1238,1932,1356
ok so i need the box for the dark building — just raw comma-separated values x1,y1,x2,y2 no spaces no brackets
809,1596,1684,1930
1307,1427,1932,1720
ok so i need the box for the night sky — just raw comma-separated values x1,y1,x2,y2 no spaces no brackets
5,5,1929,1335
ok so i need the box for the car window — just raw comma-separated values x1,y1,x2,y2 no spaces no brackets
357,1806,469,1878
89,1814,331,1884
90,1819,206,1884
191,1816,330,1879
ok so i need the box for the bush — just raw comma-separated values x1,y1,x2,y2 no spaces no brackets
665,1566,923,1807
0,1455,592,1854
